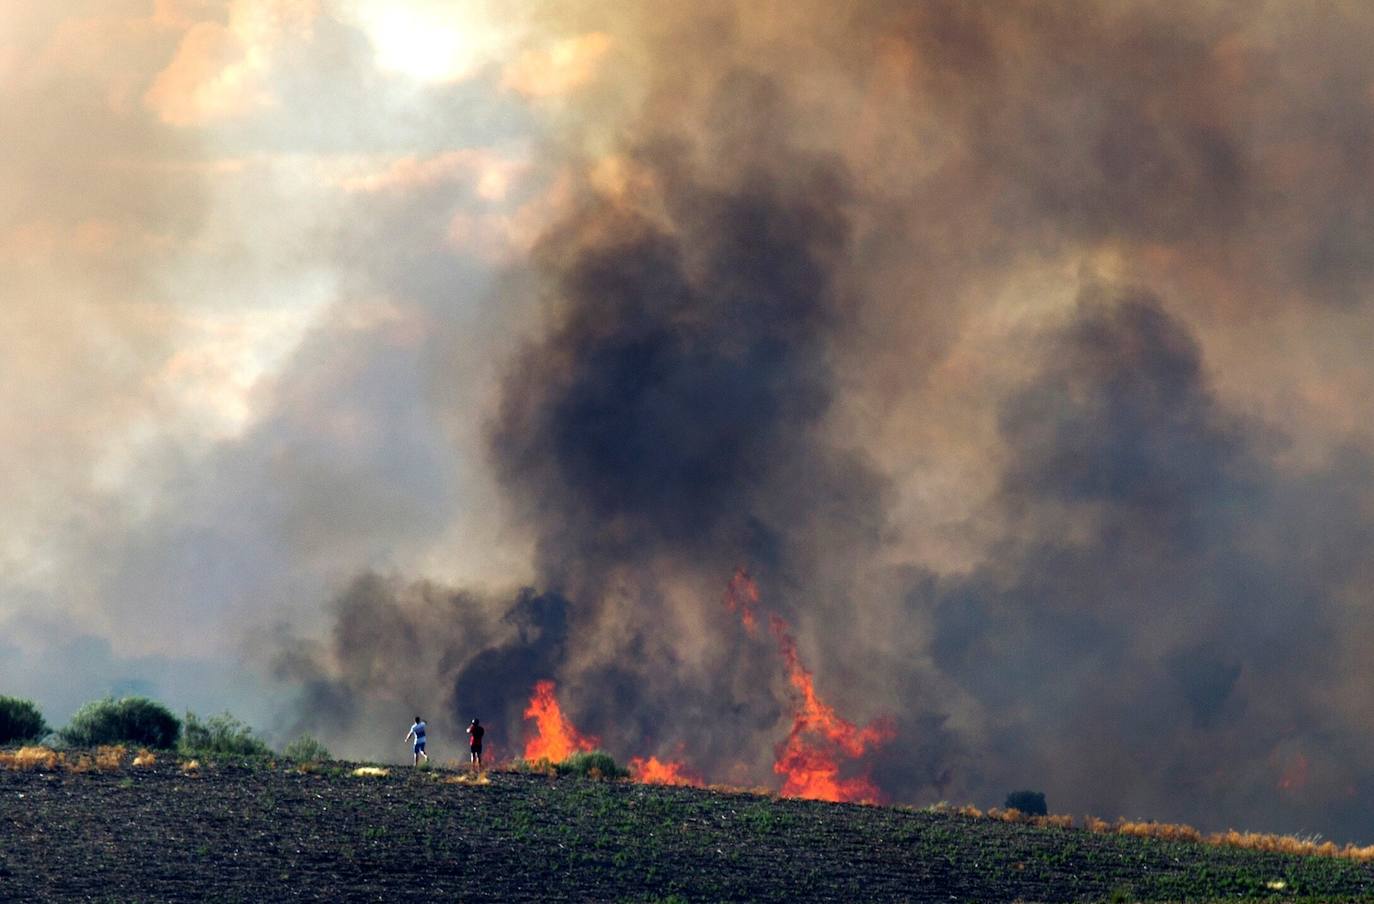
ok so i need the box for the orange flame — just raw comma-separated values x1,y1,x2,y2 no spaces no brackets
523,679,599,761
724,566,760,635
629,755,703,786
768,613,895,803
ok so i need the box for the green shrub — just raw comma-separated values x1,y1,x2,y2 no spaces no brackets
555,750,629,780
1004,789,1048,816
282,734,331,762
60,696,181,748
181,711,271,758
0,696,48,744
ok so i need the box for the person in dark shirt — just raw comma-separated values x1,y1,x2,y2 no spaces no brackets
467,718,484,771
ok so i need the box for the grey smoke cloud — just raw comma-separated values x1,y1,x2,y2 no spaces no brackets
10,0,1374,843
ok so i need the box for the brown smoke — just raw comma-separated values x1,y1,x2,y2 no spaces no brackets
280,0,1374,841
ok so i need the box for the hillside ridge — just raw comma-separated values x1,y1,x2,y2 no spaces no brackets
3,754,1373,902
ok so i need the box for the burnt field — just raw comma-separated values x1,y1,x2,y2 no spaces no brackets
3,756,1374,902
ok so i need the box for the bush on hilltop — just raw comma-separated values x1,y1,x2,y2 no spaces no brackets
556,750,629,780
0,696,49,744
181,711,271,758
60,697,181,748
282,734,331,762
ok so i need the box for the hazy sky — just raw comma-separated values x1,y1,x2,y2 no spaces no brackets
1,0,556,719
7,0,1374,842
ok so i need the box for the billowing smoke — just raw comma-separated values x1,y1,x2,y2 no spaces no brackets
275,1,1374,841
921,287,1374,836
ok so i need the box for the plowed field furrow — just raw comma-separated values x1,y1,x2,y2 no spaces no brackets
4,760,1374,902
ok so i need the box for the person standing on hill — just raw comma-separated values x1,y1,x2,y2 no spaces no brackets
467,718,484,771
405,716,428,766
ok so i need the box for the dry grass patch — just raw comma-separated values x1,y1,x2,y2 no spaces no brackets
132,749,157,767
1116,820,1203,843
927,802,984,819
985,807,1074,829
1206,829,1374,861
351,766,390,777
1078,817,1374,863
96,745,126,771
0,746,61,771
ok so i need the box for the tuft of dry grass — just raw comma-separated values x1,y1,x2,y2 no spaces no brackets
1205,829,1374,861
932,803,1374,862
1116,820,1203,843
0,746,62,771
985,807,1073,829
3,745,126,774
351,766,390,777
1074,818,1374,863
132,749,156,767
95,745,126,771
180,759,201,774
440,772,491,786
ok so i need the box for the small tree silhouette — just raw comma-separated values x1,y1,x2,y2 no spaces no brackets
1004,789,1047,816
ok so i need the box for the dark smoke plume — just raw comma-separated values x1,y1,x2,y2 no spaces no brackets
277,0,1374,840
921,288,1374,838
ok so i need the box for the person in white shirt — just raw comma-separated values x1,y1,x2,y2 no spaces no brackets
405,716,428,766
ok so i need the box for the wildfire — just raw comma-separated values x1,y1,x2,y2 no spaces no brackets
721,566,894,803
517,574,892,804
628,755,703,786
724,566,760,635
767,613,895,803
523,679,599,762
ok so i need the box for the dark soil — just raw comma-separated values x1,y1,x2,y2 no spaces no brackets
3,757,1374,902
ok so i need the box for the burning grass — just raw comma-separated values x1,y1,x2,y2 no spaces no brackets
522,680,598,762
503,571,896,804
720,571,894,804
629,755,703,786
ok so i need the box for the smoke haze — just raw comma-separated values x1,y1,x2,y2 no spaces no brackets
8,0,1374,841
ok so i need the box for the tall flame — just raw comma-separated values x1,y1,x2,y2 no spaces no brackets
523,679,598,761
768,613,895,803
629,755,703,786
